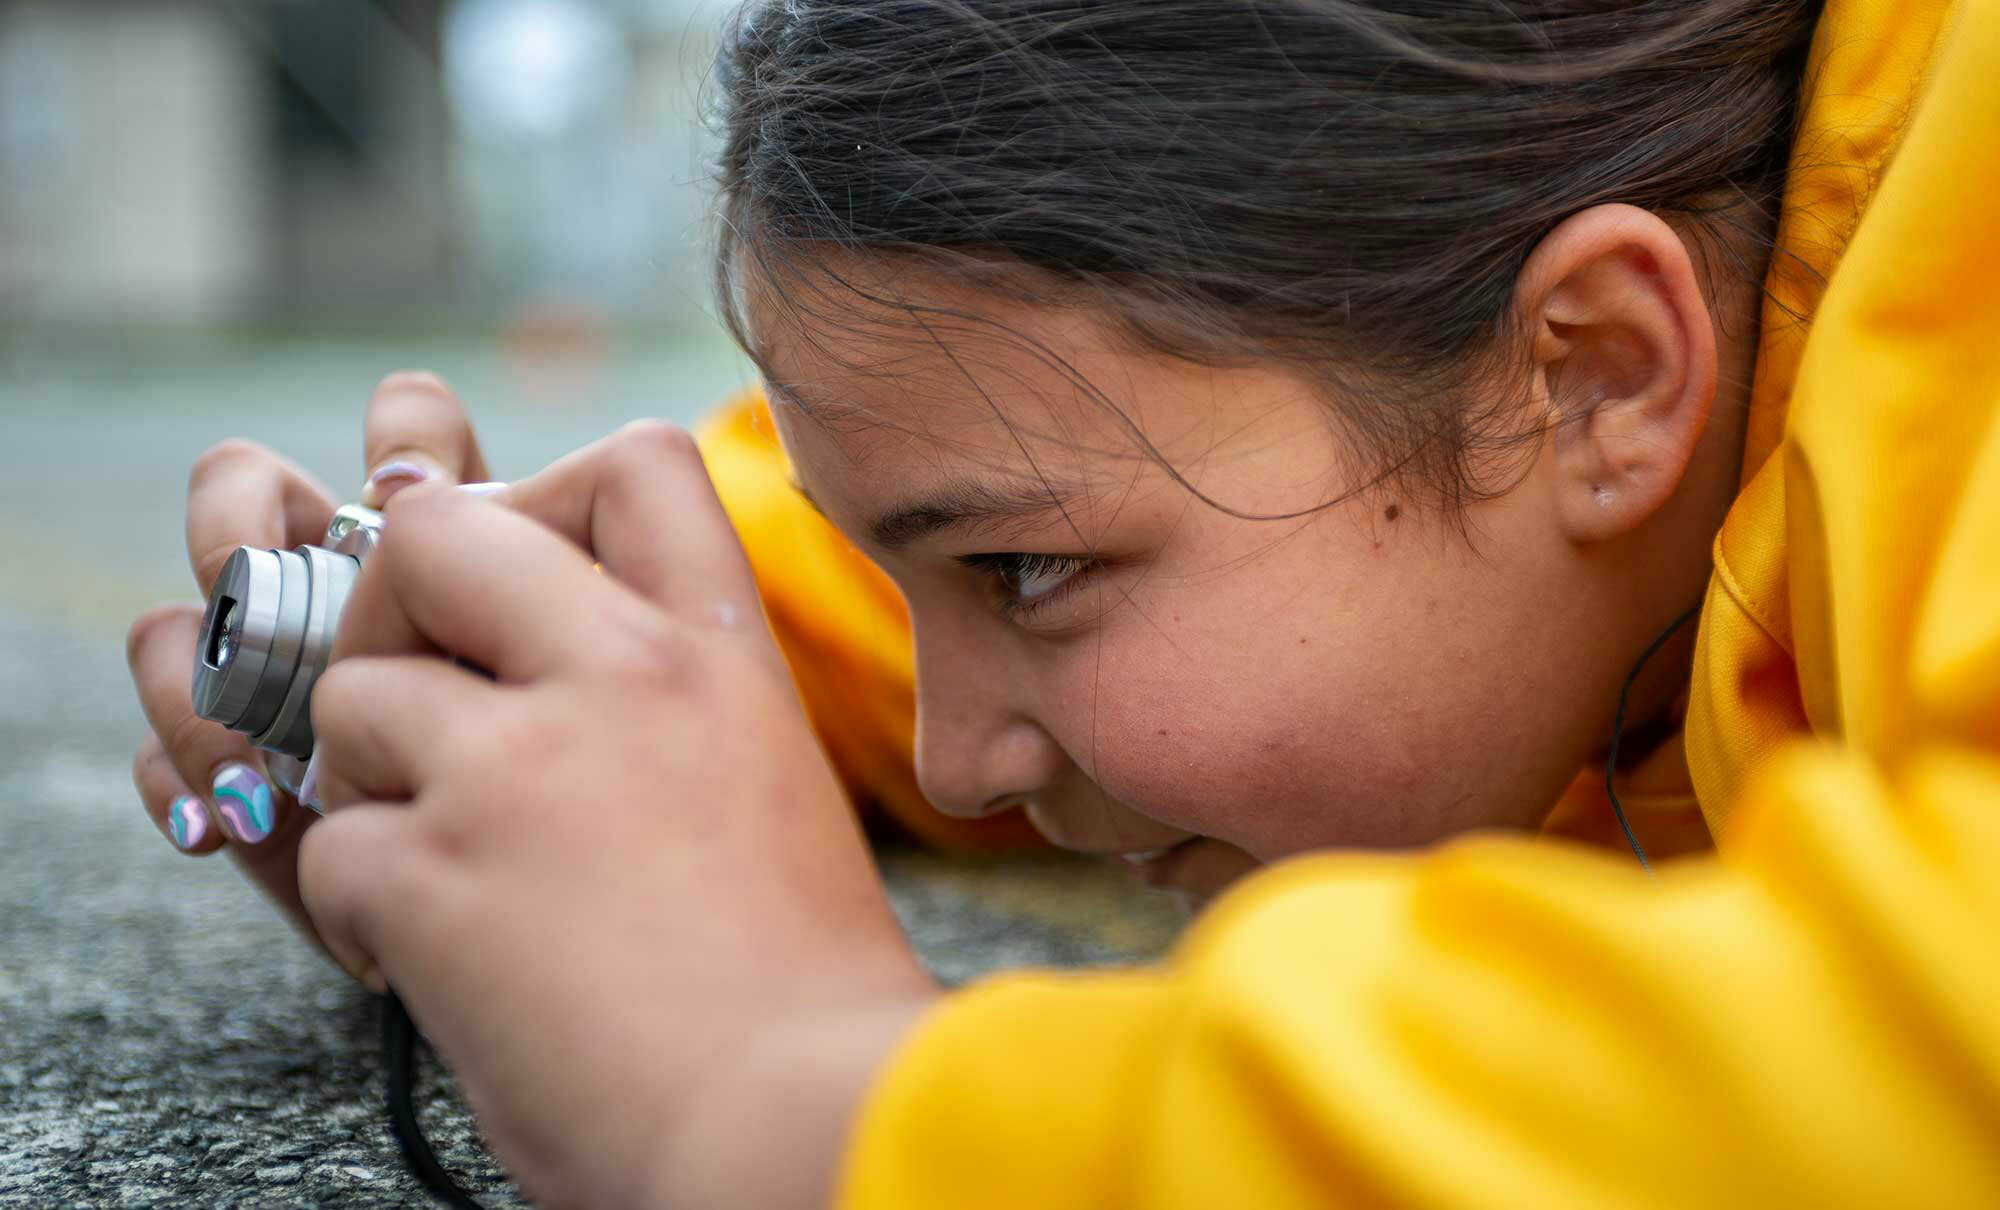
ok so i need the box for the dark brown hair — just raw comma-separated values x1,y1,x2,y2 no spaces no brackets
711,0,1820,513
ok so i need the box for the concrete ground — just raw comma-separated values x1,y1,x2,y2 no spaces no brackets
0,336,1185,1206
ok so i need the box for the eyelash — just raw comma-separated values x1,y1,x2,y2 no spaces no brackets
957,553,1095,622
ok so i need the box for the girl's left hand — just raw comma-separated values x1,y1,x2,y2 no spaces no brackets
299,420,939,1210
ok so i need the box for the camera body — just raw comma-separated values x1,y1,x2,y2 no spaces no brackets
192,503,383,804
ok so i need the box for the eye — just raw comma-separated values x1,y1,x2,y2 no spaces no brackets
957,552,1094,621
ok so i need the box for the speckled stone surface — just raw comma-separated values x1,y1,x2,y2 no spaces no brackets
0,613,1185,1207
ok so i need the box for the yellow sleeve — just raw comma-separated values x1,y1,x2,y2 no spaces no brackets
836,1,2000,1206
843,756,2000,1208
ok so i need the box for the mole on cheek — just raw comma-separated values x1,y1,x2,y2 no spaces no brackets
1384,503,1401,521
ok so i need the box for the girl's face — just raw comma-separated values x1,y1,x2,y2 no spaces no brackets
754,272,1699,904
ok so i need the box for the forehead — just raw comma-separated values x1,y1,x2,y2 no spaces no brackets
744,260,1344,510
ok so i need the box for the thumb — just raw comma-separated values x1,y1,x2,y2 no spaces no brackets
360,371,493,508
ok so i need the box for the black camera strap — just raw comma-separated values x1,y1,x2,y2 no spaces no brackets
384,989,486,1209
1603,603,1703,874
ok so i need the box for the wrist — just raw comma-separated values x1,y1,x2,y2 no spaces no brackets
649,975,942,1210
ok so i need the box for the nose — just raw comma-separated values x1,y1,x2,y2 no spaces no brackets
916,713,1067,819
910,622,1068,819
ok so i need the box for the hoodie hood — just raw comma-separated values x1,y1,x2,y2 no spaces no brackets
1546,0,1965,853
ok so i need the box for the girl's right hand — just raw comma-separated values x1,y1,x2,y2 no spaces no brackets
124,371,492,956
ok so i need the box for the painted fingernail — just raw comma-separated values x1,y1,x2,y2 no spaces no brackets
212,763,279,844
366,459,433,498
167,794,210,851
296,751,323,814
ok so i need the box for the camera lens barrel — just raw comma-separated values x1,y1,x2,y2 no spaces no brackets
193,543,361,759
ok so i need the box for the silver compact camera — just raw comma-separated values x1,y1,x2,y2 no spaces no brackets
190,482,502,806
191,502,384,804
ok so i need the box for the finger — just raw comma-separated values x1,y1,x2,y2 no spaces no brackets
127,603,298,848
298,804,420,994
133,734,225,855
129,604,319,938
322,524,445,671
186,439,338,596
361,371,493,508
342,482,621,682
495,419,763,626
308,655,494,809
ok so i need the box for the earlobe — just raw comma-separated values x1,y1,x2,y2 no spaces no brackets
1517,204,1719,545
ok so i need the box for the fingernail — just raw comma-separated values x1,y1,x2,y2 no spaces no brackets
167,794,210,851
212,762,279,844
366,459,433,499
296,751,323,814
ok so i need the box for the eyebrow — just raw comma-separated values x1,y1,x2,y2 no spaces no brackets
792,475,1089,552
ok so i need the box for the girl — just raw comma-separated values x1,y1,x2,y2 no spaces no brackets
126,0,2000,1206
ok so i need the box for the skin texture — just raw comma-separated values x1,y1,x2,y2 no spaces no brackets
754,203,1760,903
120,202,1765,1206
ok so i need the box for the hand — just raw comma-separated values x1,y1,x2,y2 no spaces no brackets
125,371,493,951
299,421,939,1210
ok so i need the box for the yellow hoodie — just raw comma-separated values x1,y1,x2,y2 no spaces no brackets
700,0,2000,1202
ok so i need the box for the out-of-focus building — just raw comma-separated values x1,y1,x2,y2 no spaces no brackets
0,0,725,329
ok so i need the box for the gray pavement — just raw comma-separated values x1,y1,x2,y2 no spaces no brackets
0,338,1185,1206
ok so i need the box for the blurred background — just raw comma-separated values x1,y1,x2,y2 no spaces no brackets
0,5,1182,1198
0,0,757,631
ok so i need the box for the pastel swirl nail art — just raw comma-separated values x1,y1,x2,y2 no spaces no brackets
168,794,209,851
212,763,278,843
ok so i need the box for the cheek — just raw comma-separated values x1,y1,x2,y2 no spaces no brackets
1034,506,1562,858
1041,632,1442,860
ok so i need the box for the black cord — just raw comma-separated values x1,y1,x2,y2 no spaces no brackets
1603,604,1703,875
384,989,487,1209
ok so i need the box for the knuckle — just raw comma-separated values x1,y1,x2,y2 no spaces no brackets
456,698,571,801
131,738,179,807
130,742,157,796
413,805,477,877
164,706,221,770
611,417,701,470
480,701,559,768
616,607,697,686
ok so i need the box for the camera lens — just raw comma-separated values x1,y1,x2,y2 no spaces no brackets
192,544,361,758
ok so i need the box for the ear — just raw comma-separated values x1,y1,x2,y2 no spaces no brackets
1515,203,1719,544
